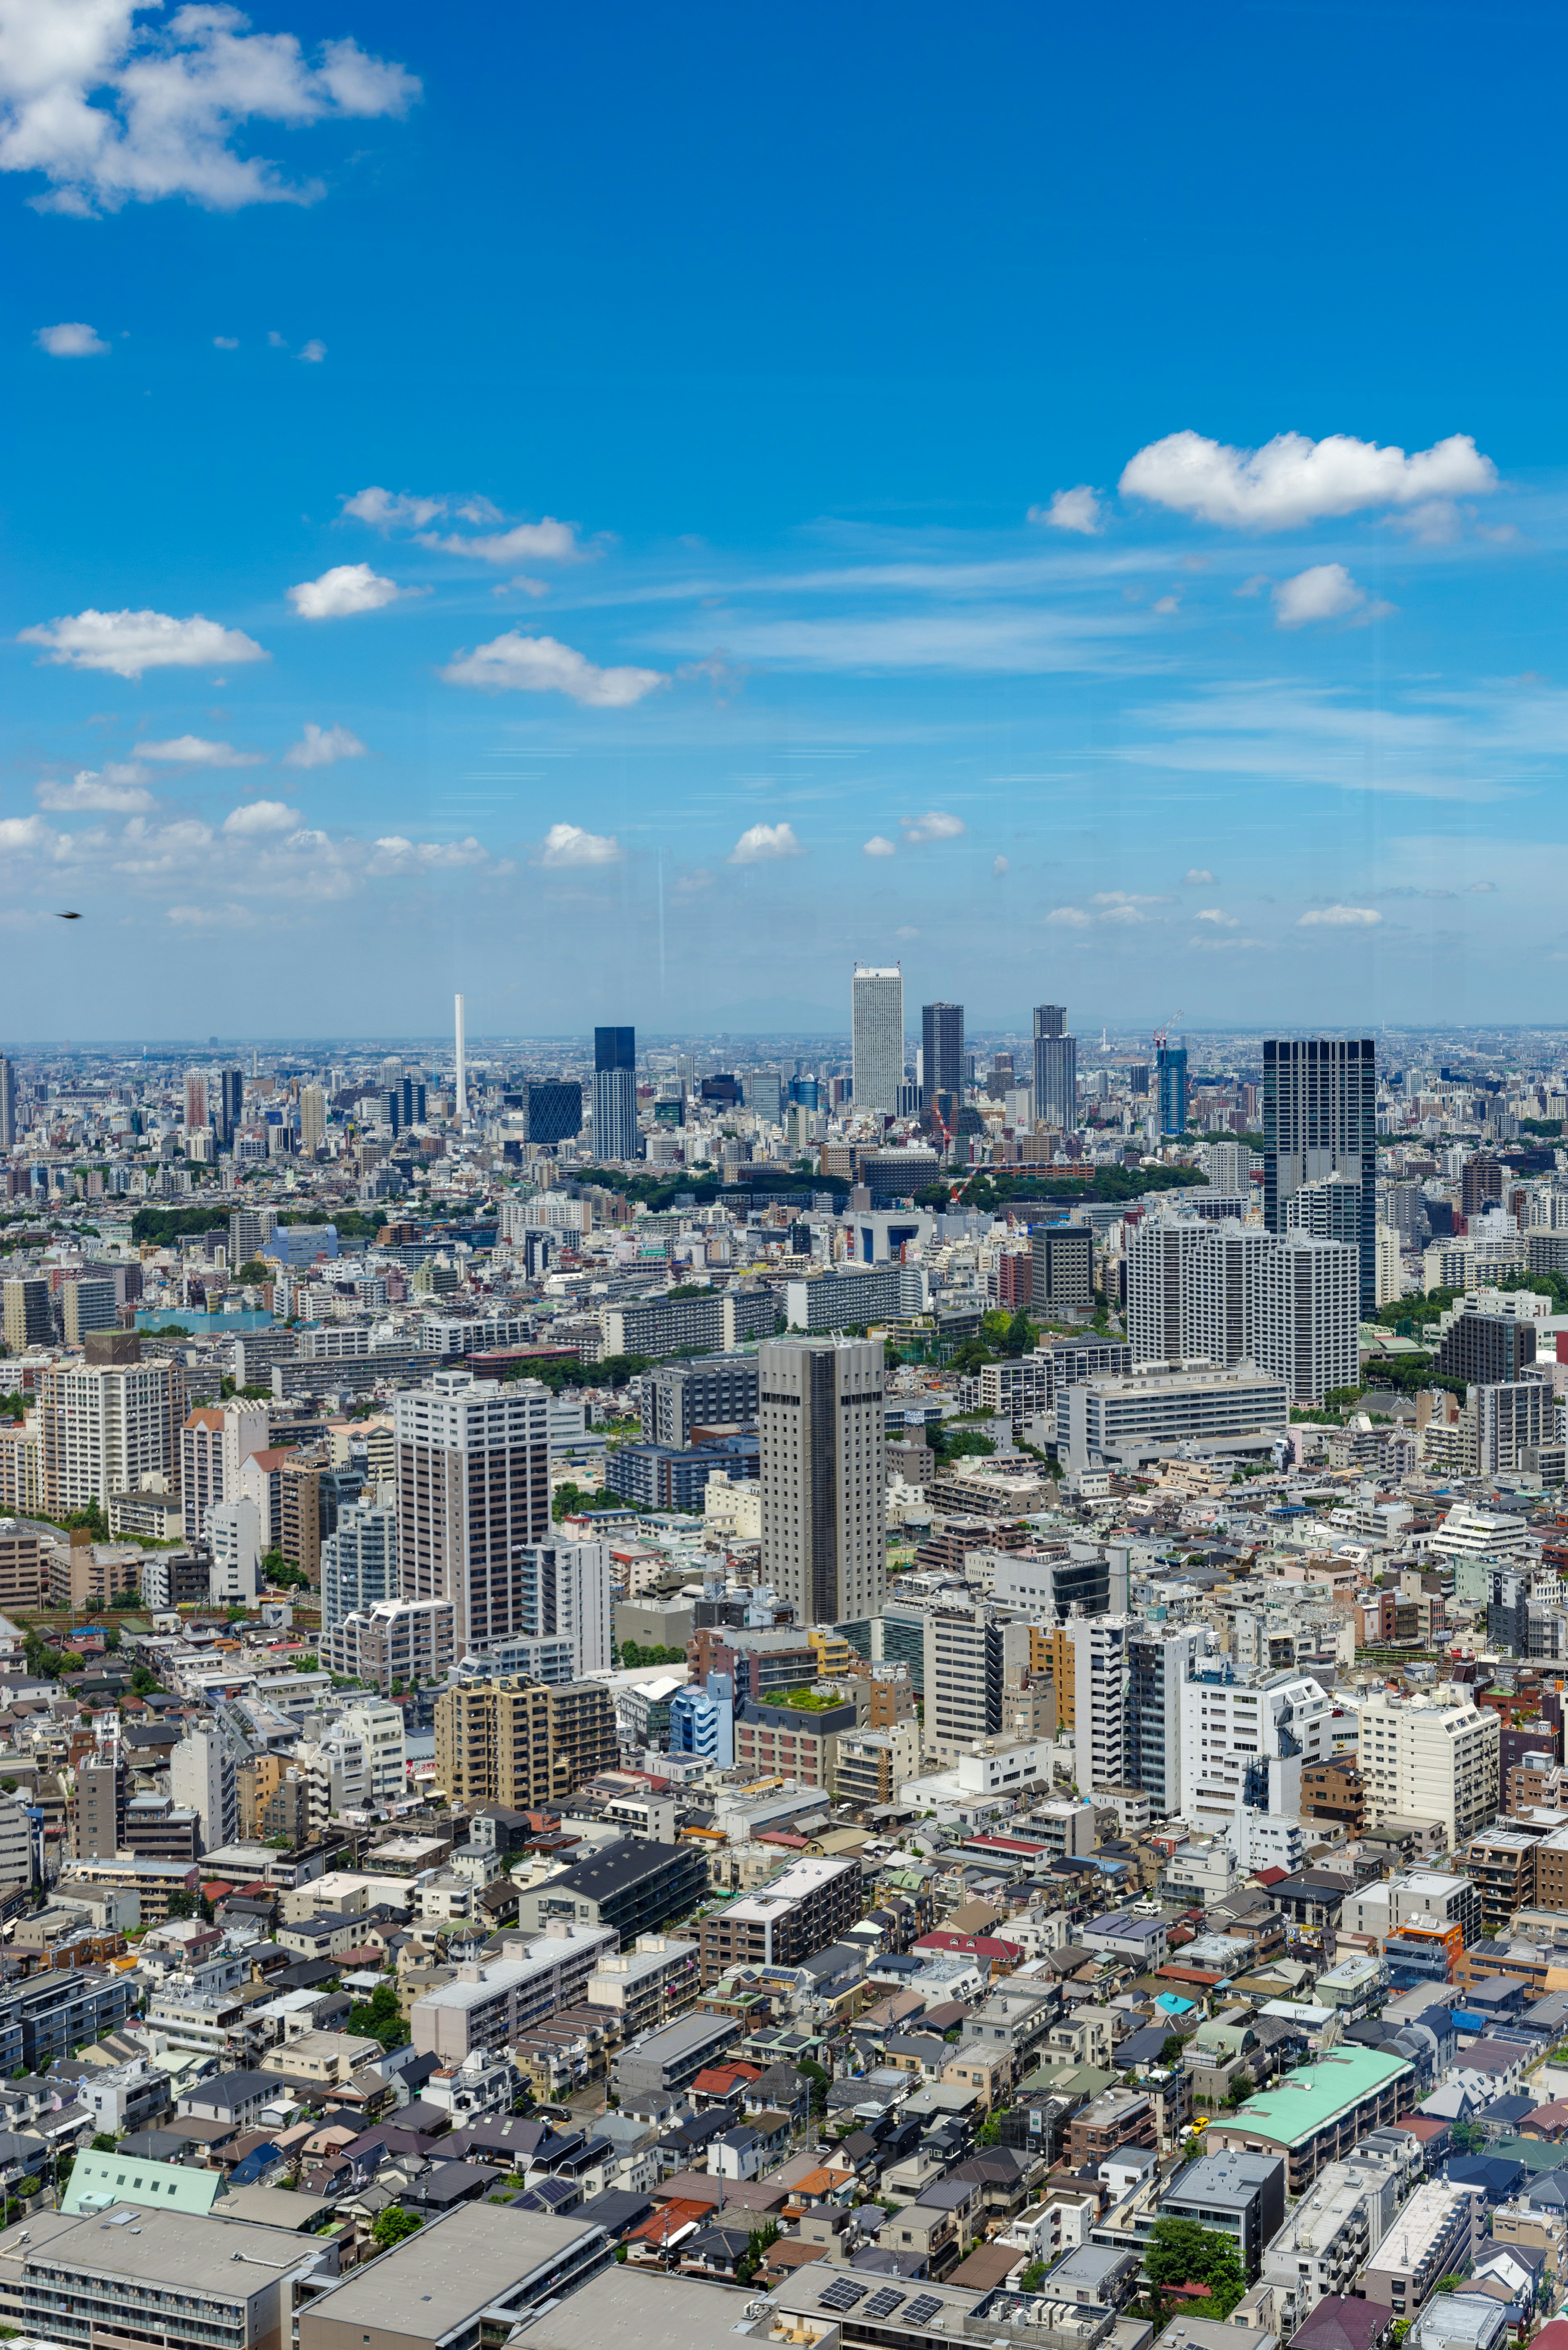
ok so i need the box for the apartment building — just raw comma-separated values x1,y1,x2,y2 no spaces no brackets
924,1603,1005,1763
735,1692,860,1787
436,1676,617,1810
1178,1668,1337,1826
38,1356,184,1513
1359,2181,1476,2318
1063,1613,1143,1794
696,1854,864,1984
582,1933,698,2040
0,2207,328,2350
1356,1690,1501,1847
1125,1222,1359,1403
513,1835,711,1946
1260,2157,1398,2323
323,1596,456,1692
1205,2046,1414,2192
395,1367,552,1650
1464,1826,1541,1938
0,1529,45,1611
760,1335,886,1628
409,1920,616,2060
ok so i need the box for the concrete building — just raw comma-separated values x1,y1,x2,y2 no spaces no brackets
1063,1613,1142,1795
1263,1037,1377,1313
169,1724,237,1855
640,1356,761,1448
695,1853,863,1984
394,1366,551,1650
1161,2149,1286,2281
759,1334,886,1628
1125,1222,1358,1404
923,1602,1005,1764
322,1596,455,1692
208,1494,260,1605
1127,1623,1214,1818
1204,2045,1414,2192
435,1677,617,1810
0,2206,332,2350
1179,1668,1337,1828
1056,1359,1289,1472
321,1496,398,1632
853,966,905,1115
1260,2156,1399,2324
1355,1690,1501,1848
1359,2181,1477,2318
512,1835,710,1948
409,1920,615,2060
298,2203,613,2350
38,1356,185,1514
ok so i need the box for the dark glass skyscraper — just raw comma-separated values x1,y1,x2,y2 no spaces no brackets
592,1025,638,1162
921,1001,964,1106
1263,1037,1376,1313
1156,1046,1189,1136
217,1068,244,1146
1033,1003,1078,1128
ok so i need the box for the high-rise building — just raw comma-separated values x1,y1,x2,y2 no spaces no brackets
852,968,904,1115
592,1025,638,1162
394,1366,551,1650
3,1278,51,1351
1033,1004,1078,1129
759,1336,886,1628
217,1067,244,1146
1128,1623,1215,1817
434,1676,618,1809
516,1539,614,1677
1178,1667,1336,1830
170,1723,238,1854
299,1085,327,1157
209,1496,261,1605
1156,1046,1189,1136
1031,1225,1094,1315
1125,1220,1359,1404
1263,1038,1377,1312
1063,1613,1143,1794
61,1279,117,1347
38,1358,184,1514
748,1070,783,1128
321,1497,399,1631
71,1751,125,1861
183,1070,209,1134
922,1602,1004,1762
521,1079,583,1146
921,1002,964,1112
0,1057,15,1151
1355,1688,1499,1846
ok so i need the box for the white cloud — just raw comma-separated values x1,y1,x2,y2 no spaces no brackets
1195,907,1237,926
38,768,152,811
729,822,803,865
1298,905,1383,927
1045,906,1091,927
133,734,262,767
35,321,107,355
342,486,447,529
895,925,919,938
439,631,666,708
287,563,405,620
862,835,897,858
1183,867,1215,883
17,607,266,678
535,822,621,868
903,810,966,843
1273,563,1369,627
213,334,238,349
223,800,299,836
368,834,489,871
283,722,365,768
1029,486,1102,535
1152,593,1180,615
0,815,57,854
0,2,419,216
298,338,326,363
1119,427,1497,530
993,854,1010,876
419,518,581,564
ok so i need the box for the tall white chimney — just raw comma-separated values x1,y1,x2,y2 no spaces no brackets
454,992,468,1122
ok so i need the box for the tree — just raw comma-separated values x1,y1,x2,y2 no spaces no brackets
1143,2217,1247,2319
1448,2119,1487,2156
736,2220,781,2285
261,1552,310,1593
90,2134,117,2153
371,2206,423,2251
349,1981,410,2055
797,2058,830,2116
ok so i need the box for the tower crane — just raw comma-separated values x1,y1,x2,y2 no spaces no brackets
1152,1009,1183,1051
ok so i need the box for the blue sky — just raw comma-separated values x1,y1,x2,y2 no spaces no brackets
4,0,1567,1041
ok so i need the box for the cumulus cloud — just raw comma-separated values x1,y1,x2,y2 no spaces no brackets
993,855,1010,876
862,836,897,858
1045,906,1091,927
283,722,365,767
133,734,262,767
1298,905,1382,927
439,632,666,707
903,810,966,843
0,815,59,855
1119,428,1498,530
0,2,420,217
1272,563,1380,628
535,823,621,868
729,822,803,864
1152,593,1180,615
419,518,581,564
342,486,447,529
287,563,405,620
1029,486,1102,535
1195,908,1238,926
213,335,238,349
298,338,326,363
1183,867,1215,883
35,321,107,355
222,800,299,835
368,835,489,872
18,607,266,678
37,768,153,812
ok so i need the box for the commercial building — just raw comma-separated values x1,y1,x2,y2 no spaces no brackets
591,1024,638,1164
1031,1225,1094,1316
1157,1046,1189,1137
1204,2045,1414,2192
1056,1359,1289,1472
519,1078,584,1146
435,1677,617,1810
1263,1037,1377,1313
923,1603,1004,1763
735,1691,858,1785
640,1355,762,1447
760,1335,886,1628
922,1001,964,1115
1354,1690,1500,1848
853,967,905,1115
299,2203,614,2350
1033,1004,1078,1131
394,1367,551,1651
512,1835,710,1947
696,1853,863,1984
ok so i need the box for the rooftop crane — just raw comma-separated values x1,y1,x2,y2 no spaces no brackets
1152,1009,1183,1051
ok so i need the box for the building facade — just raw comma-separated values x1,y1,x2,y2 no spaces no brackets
759,1335,886,1628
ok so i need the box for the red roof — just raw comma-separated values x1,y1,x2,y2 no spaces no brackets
691,2062,762,2094
1395,2116,1451,2143
914,1931,1022,1961
1254,1866,1289,1886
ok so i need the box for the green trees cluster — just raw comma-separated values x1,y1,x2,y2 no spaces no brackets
348,1981,410,2055
1143,2218,1246,2318
371,2206,422,2250
261,1552,311,1592
616,1640,687,1668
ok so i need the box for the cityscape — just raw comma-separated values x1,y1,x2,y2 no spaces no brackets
5,4,1568,2350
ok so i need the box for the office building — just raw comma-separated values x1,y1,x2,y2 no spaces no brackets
921,1000,964,1120
1031,1224,1094,1315
1057,1358,1289,1472
1180,1668,1336,1825
170,1724,238,1854
641,1354,761,1447
923,1601,1004,1761
321,1495,398,1631
394,1366,551,1650
1127,1624,1213,1818
298,1084,327,1156
853,966,905,1115
591,1024,638,1162
216,1066,243,1146
2,1278,51,1351
1263,1037,1377,1312
435,1676,617,1808
183,1069,208,1133
38,1357,184,1514
1157,1045,1189,1136
1355,1690,1500,1847
748,1069,783,1127
1436,1310,1537,1386
1125,1221,1358,1403
521,1078,584,1145
61,1277,117,1346
696,1853,862,1984
0,1057,14,1151
760,1335,886,1627
1033,1003,1078,1129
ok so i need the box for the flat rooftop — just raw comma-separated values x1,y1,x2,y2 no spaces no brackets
0,2205,323,2294
514,2264,761,2350
302,2204,604,2336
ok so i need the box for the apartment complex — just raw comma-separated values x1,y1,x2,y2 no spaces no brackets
434,1675,617,1809
38,1356,185,1514
1356,1690,1501,1847
394,1367,552,1650
759,1335,886,1628
696,1854,864,1984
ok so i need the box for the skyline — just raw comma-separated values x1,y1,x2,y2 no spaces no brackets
4,2,1566,1032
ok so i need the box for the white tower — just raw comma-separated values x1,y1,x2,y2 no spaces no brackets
454,992,468,1122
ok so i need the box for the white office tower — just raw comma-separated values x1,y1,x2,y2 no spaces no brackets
207,1496,260,1605
299,1084,327,1157
394,1366,550,1650
1356,1687,1499,1847
515,1539,613,1676
760,1336,886,1627
322,1496,399,1631
170,1723,237,1854
1063,1612,1144,1795
1124,1220,1358,1403
0,1056,16,1151
1178,1668,1336,1830
1126,1623,1214,1816
852,967,904,1115
454,992,468,1121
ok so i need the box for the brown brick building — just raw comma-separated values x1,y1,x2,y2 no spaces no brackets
696,1853,864,1985
1063,2088,1156,2167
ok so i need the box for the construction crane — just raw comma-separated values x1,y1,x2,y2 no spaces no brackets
1152,1009,1183,1051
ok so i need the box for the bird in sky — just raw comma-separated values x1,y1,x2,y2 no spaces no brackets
53,912,82,920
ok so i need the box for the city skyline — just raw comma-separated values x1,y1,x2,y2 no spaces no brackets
3,6,1565,1031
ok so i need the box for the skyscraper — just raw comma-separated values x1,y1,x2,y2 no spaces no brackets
1263,1037,1377,1313
183,1070,209,1134
1156,1046,1188,1136
921,1001,964,1113
592,1025,638,1162
394,1365,551,1650
0,1057,15,1151
217,1068,243,1147
1033,1003,1078,1128
759,1335,886,1628
299,1084,327,1157
852,967,904,1114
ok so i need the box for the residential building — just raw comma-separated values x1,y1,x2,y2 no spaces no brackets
591,1024,638,1163
1162,2149,1287,2281
1204,2045,1415,2192
734,1692,858,1786
1263,1037,1377,1312
71,1753,124,1862
784,1264,927,1330
1057,1358,1289,1472
169,1725,237,1855
61,1278,117,1345
298,2204,614,2350
409,1920,616,2060
640,1356,761,1448
835,1721,921,1806
1355,1690,1501,1847
0,2206,329,2350
1157,1046,1189,1137
1463,1827,1539,1937
435,1676,617,1809
2,1279,51,1351
853,967,905,1115
583,1933,698,2040
1032,1225,1094,1315
323,1596,456,1692
1436,1311,1537,1387
759,1335,886,1628
1127,1624,1213,1817
208,1494,260,1604
924,1602,1004,1763
1261,2157,1399,2323
38,1356,184,1514
1125,1221,1359,1403
394,1366,551,1650
603,1286,778,1356
321,1494,398,1630
1359,2181,1477,2318
696,1854,863,1984
1033,1003,1078,1131
922,1001,964,1115
1064,1612,1142,1795
1179,1668,1337,1826
513,1835,711,1947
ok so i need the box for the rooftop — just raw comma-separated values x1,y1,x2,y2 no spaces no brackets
1221,2048,1412,2149
302,2204,606,2335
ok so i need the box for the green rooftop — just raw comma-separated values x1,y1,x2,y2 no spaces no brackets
64,2153,221,2218
1216,2045,1410,2146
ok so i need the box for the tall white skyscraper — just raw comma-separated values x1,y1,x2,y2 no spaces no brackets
1125,1218,1358,1403
852,967,904,1115
394,1366,551,1649
760,1336,886,1626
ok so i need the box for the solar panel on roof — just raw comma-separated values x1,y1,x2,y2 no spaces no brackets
904,2296,945,2326
862,2289,907,2319
820,2280,868,2312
